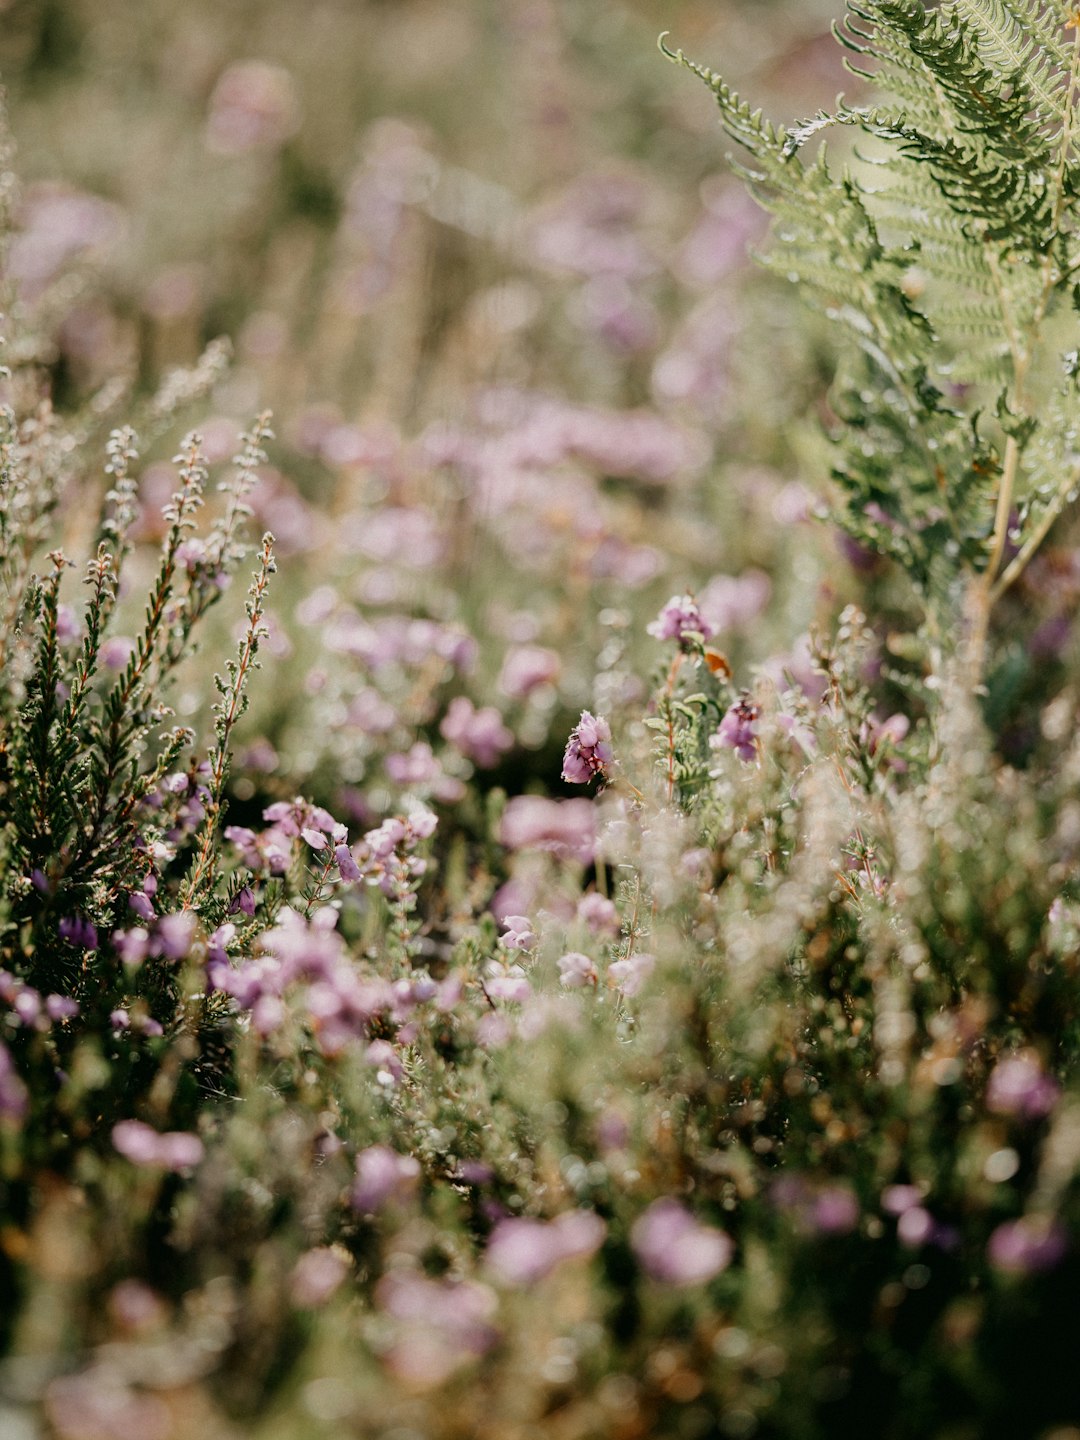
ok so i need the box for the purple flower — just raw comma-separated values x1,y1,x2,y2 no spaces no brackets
0,1042,28,1121
500,914,537,952
153,912,196,960
811,1185,860,1236
631,1199,733,1285
557,951,598,988
987,1216,1068,1275
58,915,98,950
608,952,655,997
364,1038,403,1084
45,994,79,1022
483,963,532,1004
351,1144,421,1214
113,928,149,967
897,1206,936,1248
498,645,561,700
128,891,155,922
712,696,759,763
440,696,514,769
100,635,136,671
577,892,619,936
291,1247,349,1307
500,796,596,865
486,1209,606,1286
13,990,41,1026
385,741,441,786
205,59,299,156
562,711,613,785
229,886,257,917
698,569,772,634
986,1056,1060,1120
56,603,80,644
335,844,362,882
112,1119,203,1171
647,593,715,647
376,1271,498,1388
881,1184,925,1216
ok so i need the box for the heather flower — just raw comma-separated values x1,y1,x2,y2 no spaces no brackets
498,644,561,700
205,60,300,156
45,994,79,1022
500,914,537,952
631,1199,733,1285
881,1184,925,1216
500,795,596,864
811,1185,860,1236
45,1370,172,1440
608,952,655,997
58,915,98,950
364,1038,403,1085
864,711,910,756
228,886,257,917
698,569,772,634
13,990,41,1026
385,741,441,786
486,1210,606,1286
440,695,514,768
351,1144,421,1214
128,890,155,922
10,183,123,303
112,1120,204,1171
376,1271,498,1389
577,892,620,936
407,806,438,840
557,951,598,988
153,912,196,960
562,710,613,785
100,636,137,670
113,928,150,967
986,1056,1060,1120
55,603,80,644
483,961,532,1004
647,593,715,647
712,696,759,763
0,1043,27,1121
335,843,362,882
987,1217,1068,1275
291,1247,350,1308
897,1207,936,1248
109,1279,166,1333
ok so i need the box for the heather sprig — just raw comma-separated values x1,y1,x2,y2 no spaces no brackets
184,529,276,912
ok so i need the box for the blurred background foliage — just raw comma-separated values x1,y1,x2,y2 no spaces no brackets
0,0,894,812
7,8,1080,1439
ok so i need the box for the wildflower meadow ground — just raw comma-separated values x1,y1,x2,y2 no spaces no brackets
4,3,1080,1438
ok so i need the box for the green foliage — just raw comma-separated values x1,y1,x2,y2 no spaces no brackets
666,2,1080,650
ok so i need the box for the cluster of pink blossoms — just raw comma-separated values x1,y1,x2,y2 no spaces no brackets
647,592,715,648
561,710,613,785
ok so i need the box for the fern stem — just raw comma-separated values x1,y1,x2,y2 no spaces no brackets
991,459,1080,603
975,19,1080,654
986,432,1021,587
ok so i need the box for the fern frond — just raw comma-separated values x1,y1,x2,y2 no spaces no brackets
672,2,1080,639
951,0,1074,137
